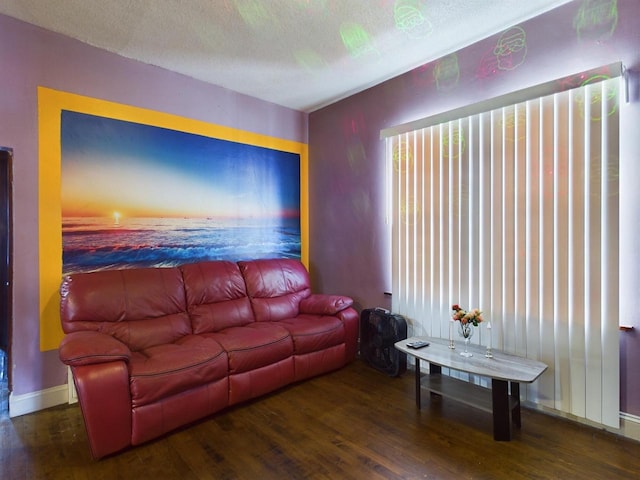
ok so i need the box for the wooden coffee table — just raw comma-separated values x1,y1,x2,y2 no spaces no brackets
395,336,548,441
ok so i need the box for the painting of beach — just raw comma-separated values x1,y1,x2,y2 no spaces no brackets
61,111,301,275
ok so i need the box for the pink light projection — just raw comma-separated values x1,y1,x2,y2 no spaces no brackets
411,63,436,88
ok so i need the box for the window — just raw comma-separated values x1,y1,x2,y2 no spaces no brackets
384,64,621,428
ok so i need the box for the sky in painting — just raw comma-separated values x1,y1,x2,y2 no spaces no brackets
60,111,300,221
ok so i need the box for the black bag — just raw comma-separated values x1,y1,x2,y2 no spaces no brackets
360,308,407,377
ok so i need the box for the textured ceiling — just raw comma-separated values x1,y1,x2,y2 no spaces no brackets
0,0,573,112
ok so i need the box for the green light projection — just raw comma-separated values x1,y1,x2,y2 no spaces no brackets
226,0,621,106
575,75,619,120
234,0,274,28
434,54,460,92
340,22,379,58
442,125,465,159
347,141,367,174
499,107,527,142
294,49,328,73
493,26,527,71
393,137,414,174
574,0,618,42
400,195,421,225
394,0,433,39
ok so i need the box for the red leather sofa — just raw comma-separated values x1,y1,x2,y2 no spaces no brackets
58,258,358,459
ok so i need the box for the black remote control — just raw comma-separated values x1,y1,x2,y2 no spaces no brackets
406,340,430,349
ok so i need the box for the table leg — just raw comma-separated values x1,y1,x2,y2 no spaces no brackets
415,358,421,409
511,382,521,428
415,360,441,409
429,363,442,400
491,379,511,441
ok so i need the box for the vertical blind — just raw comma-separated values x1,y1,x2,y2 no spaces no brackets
386,77,620,428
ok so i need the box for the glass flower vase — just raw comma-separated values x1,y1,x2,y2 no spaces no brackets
458,323,474,357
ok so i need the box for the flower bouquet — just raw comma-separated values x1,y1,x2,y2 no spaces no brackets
451,304,483,326
451,304,483,357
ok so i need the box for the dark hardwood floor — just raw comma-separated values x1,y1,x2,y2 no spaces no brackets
1,360,639,479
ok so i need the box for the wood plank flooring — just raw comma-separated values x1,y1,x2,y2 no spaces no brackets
1,360,639,479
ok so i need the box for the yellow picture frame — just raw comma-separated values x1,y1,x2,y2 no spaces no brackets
38,87,308,351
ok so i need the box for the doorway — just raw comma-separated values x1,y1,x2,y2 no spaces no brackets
0,147,12,416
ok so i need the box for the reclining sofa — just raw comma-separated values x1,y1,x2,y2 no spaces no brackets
58,258,358,458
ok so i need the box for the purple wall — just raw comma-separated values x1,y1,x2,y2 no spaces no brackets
0,14,307,399
309,0,640,416
2,0,639,420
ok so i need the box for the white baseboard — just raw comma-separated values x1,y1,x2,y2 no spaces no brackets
67,366,78,404
620,412,640,442
522,400,640,443
9,384,69,418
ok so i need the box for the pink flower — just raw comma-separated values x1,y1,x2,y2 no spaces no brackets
451,304,483,326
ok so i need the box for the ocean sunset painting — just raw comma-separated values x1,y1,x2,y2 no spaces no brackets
61,111,301,275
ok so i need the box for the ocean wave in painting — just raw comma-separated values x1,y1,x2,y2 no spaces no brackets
62,217,301,275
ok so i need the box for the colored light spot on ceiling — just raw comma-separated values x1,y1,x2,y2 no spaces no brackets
394,0,433,39
340,22,378,59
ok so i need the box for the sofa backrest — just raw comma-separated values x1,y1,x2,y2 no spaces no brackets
239,258,311,322
180,260,254,333
59,267,191,351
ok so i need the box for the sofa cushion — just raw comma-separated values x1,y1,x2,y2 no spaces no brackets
129,335,228,407
98,313,192,352
239,259,311,322
274,314,345,355
204,322,293,374
60,267,190,351
180,261,254,333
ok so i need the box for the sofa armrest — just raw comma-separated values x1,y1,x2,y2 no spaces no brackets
72,362,132,458
59,331,131,367
299,294,354,315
